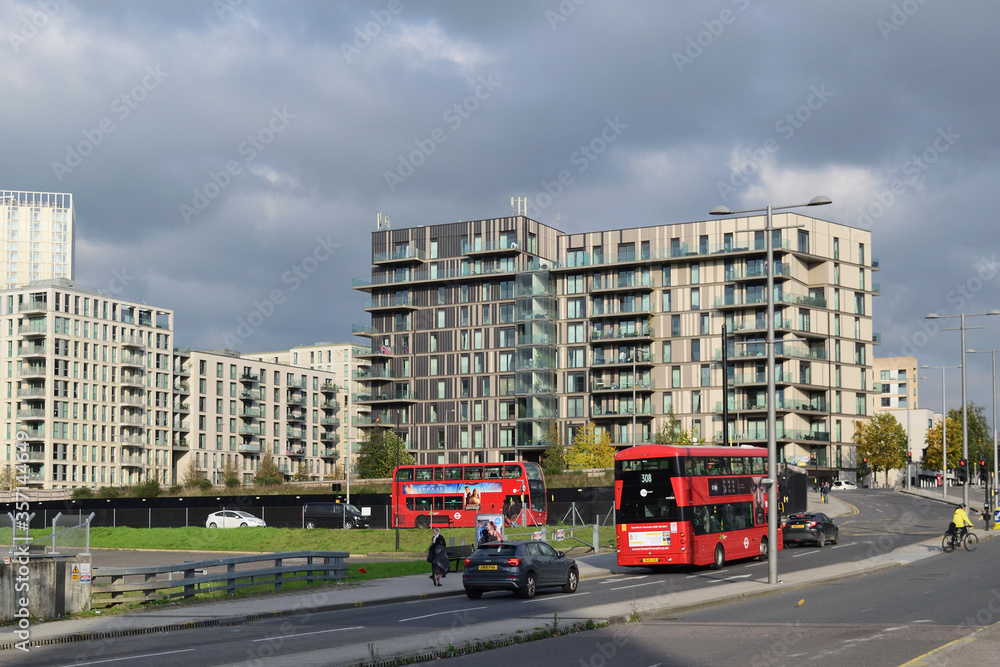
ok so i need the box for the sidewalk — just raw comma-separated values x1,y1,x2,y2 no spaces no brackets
4,489,998,666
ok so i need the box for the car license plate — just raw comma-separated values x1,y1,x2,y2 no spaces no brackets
641,558,659,563
791,524,804,529
478,565,497,570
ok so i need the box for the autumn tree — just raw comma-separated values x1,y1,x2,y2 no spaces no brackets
221,457,242,488
293,462,310,482
922,409,964,471
653,409,682,445
566,422,616,469
853,413,907,487
254,446,284,486
539,420,567,476
355,427,415,478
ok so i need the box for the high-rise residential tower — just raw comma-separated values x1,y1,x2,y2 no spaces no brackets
1,191,74,288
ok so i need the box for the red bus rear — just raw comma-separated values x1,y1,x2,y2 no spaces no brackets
392,461,547,529
614,444,779,568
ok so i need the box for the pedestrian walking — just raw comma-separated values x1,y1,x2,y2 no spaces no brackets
427,527,448,586
822,481,830,504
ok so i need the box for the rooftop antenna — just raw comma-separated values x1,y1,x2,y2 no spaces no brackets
377,212,391,230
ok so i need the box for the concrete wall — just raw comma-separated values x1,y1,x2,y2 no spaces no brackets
0,553,92,622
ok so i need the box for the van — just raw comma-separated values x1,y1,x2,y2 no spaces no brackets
302,502,370,529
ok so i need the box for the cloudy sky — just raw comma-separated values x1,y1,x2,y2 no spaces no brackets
2,0,999,412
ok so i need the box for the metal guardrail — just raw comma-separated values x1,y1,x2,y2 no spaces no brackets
91,550,349,607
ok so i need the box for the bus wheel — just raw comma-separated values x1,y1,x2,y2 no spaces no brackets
758,538,768,561
415,516,430,529
712,544,725,570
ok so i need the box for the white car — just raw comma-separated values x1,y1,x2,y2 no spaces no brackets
830,480,857,491
205,510,266,528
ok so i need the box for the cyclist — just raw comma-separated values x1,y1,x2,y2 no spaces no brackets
950,503,974,541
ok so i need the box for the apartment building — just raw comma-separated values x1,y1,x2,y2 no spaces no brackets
172,348,343,485
2,279,173,490
243,342,370,476
1,191,74,288
352,213,877,479
872,355,938,483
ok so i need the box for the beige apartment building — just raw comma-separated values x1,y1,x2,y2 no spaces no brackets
353,213,877,479
1,191,74,288
172,348,343,486
3,279,173,490
243,342,370,477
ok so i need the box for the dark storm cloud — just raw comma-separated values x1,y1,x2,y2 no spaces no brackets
2,0,999,407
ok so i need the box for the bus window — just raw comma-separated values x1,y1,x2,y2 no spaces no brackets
415,467,433,481
444,467,463,481
751,457,766,474
465,465,484,480
503,464,523,479
731,458,746,475
396,468,413,482
704,457,729,475
434,497,444,511
433,467,444,481
407,497,433,511
443,496,464,510
484,465,502,479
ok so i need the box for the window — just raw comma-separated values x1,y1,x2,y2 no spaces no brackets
662,291,671,312
690,263,700,285
671,315,681,337
662,392,673,414
798,229,809,253
700,313,710,335
690,339,700,362
567,297,585,319
617,243,635,262
499,328,515,347
833,237,840,260
567,322,584,344
701,364,710,387
661,341,671,362
690,287,700,310
566,274,585,294
567,397,584,417
662,266,671,286
567,348,585,368
671,366,681,388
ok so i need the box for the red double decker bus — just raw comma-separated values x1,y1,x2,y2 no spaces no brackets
392,461,547,529
614,444,778,569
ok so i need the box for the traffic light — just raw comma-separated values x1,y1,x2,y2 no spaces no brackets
959,459,967,469
980,459,987,468
862,457,867,465
907,451,912,462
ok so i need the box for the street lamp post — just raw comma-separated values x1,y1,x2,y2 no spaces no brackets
395,411,402,551
967,349,999,516
922,364,960,500
711,195,832,585
926,311,1000,507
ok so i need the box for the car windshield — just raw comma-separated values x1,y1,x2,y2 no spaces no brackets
343,504,360,513
472,544,518,558
234,512,255,518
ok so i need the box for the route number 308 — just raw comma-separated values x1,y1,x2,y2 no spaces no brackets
640,473,652,483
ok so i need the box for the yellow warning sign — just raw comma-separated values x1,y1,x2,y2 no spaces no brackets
72,564,80,581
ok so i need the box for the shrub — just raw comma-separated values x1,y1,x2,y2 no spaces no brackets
97,486,122,498
133,479,162,498
72,487,93,499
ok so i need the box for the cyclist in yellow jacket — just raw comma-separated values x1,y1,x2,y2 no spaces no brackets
951,504,973,540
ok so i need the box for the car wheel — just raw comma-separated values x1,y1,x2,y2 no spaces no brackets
240,522,248,527
817,533,825,548
208,522,217,528
758,538,768,561
563,568,579,593
305,521,317,530
519,572,537,599
465,588,483,600
415,516,430,529
711,544,725,570
344,521,354,529
832,529,839,545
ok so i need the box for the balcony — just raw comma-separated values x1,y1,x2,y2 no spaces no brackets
320,381,338,394
321,400,341,412
174,402,191,413
172,438,189,450
353,367,392,380
121,435,146,449
590,406,654,419
287,377,306,389
285,447,306,457
591,352,654,368
320,432,340,445
374,246,427,264
121,456,145,469
121,372,145,387
17,386,46,399
364,295,418,311
121,394,145,407
240,372,260,384
18,324,47,337
238,443,262,454
286,427,305,439
19,299,48,314
23,449,46,463
239,406,262,418
591,380,654,393
121,353,144,367
240,389,263,401
16,408,46,421
320,416,341,427
354,389,417,404
18,344,46,358
18,364,46,379
121,335,146,349
287,409,306,422
319,446,340,459
590,324,652,342
239,425,263,436
287,394,306,406
591,275,654,293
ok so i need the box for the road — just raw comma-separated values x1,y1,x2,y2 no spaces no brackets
6,490,981,666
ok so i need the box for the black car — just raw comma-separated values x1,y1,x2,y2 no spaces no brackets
462,540,579,599
302,502,370,529
782,512,839,547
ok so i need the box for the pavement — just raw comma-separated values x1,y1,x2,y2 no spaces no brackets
4,487,1000,665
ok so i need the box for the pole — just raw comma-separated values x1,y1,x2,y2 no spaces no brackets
345,393,351,506
722,324,729,447
395,411,401,551
961,314,969,508
766,205,778,585
942,367,948,500
992,351,998,516
905,372,911,490
632,344,637,448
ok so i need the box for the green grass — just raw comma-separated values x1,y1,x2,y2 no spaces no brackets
79,524,618,556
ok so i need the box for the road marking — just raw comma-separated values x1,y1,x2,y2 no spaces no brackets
708,574,752,583
791,550,819,558
522,592,590,602
400,607,486,622
603,575,648,583
687,570,727,578
611,580,678,591
56,649,196,666
252,625,364,641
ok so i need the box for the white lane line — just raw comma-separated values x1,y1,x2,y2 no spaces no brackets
400,607,487,622
610,580,676,591
602,575,648,583
791,550,819,557
522,592,591,602
252,625,364,641
56,649,196,666
708,574,753,583
687,570,728,578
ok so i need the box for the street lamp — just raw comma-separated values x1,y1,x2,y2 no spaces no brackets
922,364,960,500
967,349,999,515
711,195,832,585
926,310,1000,507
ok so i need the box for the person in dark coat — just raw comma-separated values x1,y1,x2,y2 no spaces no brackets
427,527,448,586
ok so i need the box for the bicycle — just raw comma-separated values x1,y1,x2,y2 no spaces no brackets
942,528,978,553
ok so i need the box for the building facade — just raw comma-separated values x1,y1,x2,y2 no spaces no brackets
2,279,173,490
1,191,74,288
243,342,370,477
172,348,343,486
353,213,878,478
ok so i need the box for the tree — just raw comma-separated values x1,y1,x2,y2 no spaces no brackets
221,457,242,488
182,457,205,488
922,409,964,471
853,413,908,487
653,409,682,445
254,446,284,486
355,427,415,478
0,465,17,492
293,462,310,482
566,422,616,469
539,420,567,475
